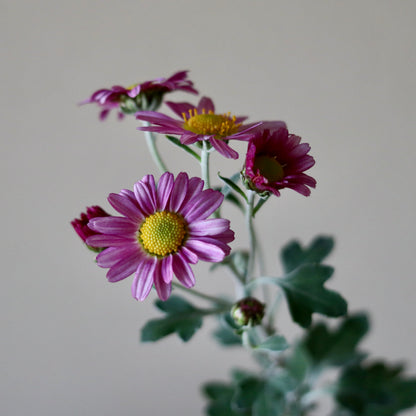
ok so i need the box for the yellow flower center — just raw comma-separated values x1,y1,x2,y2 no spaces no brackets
182,109,241,138
254,155,285,182
138,211,187,257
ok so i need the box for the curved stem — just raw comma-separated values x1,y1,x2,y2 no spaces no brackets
172,282,231,307
245,190,256,285
142,121,168,173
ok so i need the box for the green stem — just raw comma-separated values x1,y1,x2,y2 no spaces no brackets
201,140,211,189
245,190,256,285
142,121,168,173
172,282,231,307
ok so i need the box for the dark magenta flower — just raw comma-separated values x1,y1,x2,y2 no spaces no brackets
86,172,234,301
71,206,111,252
80,70,198,120
243,127,316,197
136,96,262,159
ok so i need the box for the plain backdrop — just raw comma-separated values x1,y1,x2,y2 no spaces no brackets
1,1,415,415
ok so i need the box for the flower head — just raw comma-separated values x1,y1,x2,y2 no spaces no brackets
136,97,261,159
80,70,198,120
71,206,111,252
86,172,234,301
243,127,316,197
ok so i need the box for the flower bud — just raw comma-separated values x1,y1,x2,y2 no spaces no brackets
231,297,265,327
71,206,110,252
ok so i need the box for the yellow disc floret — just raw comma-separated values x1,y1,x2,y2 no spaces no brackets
138,211,187,257
182,108,241,138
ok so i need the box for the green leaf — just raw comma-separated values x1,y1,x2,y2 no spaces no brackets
213,326,242,346
252,385,285,416
233,377,265,410
255,334,289,352
252,194,270,217
335,361,416,416
281,236,335,273
218,172,248,203
202,382,241,416
140,295,203,342
285,345,311,383
303,313,370,367
165,135,201,161
277,263,347,328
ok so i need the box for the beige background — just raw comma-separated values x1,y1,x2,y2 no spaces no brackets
1,1,415,415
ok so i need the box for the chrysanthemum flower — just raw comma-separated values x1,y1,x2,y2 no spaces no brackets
80,70,198,120
243,127,316,197
86,172,234,301
71,206,111,252
136,96,262,159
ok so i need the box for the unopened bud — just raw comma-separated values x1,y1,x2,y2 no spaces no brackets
231,297,265,327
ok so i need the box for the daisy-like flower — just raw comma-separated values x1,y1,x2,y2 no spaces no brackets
136,96,262,159
86,172,234,301
71,206,111,252
243,127,316,197
80,70,198,120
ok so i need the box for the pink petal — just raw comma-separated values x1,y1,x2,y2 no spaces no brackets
183,189,224,222
161,255,173,284
169,172,188,212
188,218,231,237
108,193,143,222
156,172,174,211
96,245,139,268
86,234,135,247
197,96,215,113
209,138,239,159
172,254,195,288
132,257,157,300
106,250,143,282
88,217,138,236
185,238,226,263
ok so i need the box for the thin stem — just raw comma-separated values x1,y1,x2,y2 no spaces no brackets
201,140,211,189
245,190,256,285
172,282,231,307
142,121,168,173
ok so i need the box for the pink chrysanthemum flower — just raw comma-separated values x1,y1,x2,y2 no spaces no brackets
136,96,262,159
71,206,111,252
86,172,234,301
243,127,316,197
80,70,198,120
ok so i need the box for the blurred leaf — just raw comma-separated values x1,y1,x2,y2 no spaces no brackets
255,334,289,352
335,361,416,416
277,264,347,328
303,313,370,367
165,135,201,161
202,382,242,416
281,236,335,273
141,295,203,342
213,325,242,346
252,385,285,416
233,377,265,410
284,345,311,383
218,172,248,202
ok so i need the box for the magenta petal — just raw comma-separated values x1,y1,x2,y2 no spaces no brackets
169,172,188,212
88,217,138,236
108,193,143,222
96,245,139,268
177,246,199,264
106,250,143,282
185,239,226,263
197,96,215,113
210,138,239,159
154,268,172,301
161,255,173,284
86,234,135,247
183,190,224,222
134,181,156,216
172,254,195,288
156,172,174,211
188,218,231,236
166,101,195,118
132,257,157,300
